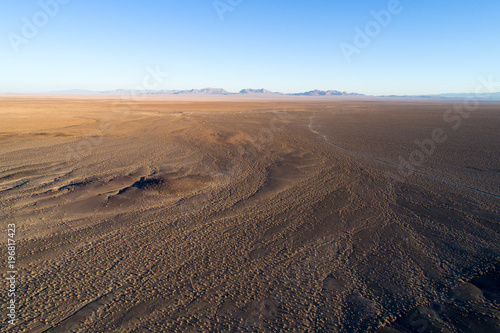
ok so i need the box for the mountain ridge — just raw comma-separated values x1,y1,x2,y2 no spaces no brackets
45,88,363,96
22,89,500,100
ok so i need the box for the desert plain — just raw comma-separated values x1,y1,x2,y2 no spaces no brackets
0,96,499,332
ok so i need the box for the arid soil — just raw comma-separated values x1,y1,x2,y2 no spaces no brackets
1,96,499,332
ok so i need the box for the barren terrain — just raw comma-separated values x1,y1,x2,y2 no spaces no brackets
1,96,499,332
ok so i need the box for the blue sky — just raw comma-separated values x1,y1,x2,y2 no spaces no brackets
1,0,499,95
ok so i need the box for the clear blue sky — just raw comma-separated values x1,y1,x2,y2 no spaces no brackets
1,0,499,95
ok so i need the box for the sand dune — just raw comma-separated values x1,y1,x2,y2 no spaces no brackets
0,97,499,332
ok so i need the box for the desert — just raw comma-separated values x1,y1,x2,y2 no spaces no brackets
0,95,498,332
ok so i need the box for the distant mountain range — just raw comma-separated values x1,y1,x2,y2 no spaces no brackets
46,88,363,96
34,89,500,100
381,92,500,100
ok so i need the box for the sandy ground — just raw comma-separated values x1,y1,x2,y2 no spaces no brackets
0,96,499,332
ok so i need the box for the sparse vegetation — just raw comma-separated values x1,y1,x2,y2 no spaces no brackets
0,96,499,332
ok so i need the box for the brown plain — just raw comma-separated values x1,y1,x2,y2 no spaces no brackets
0,96,499,332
